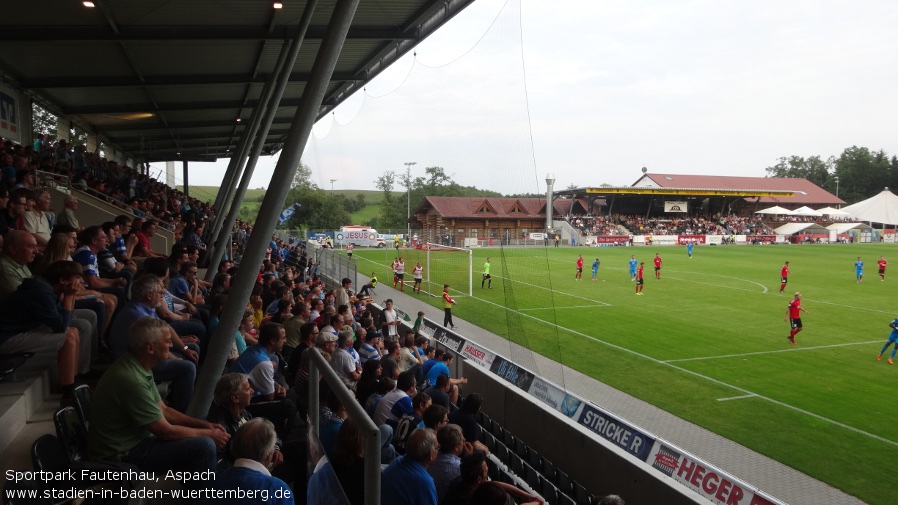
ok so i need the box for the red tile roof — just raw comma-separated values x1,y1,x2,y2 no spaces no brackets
634,173,844,205
416,196,563,219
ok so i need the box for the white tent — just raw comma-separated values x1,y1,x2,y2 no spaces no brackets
755,206,794,215
791,206,823,217
826,222,873,233
817,206,850,217
774,223,828,235
840,189,898,224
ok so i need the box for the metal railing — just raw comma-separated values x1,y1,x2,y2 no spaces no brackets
307,347,381,505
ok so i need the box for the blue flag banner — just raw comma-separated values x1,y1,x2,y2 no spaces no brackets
278,203,300,225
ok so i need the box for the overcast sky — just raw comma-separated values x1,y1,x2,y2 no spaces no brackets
159,0,898,197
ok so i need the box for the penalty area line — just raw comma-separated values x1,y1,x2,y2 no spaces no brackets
717,394,756,402
664,340,883,363
519,305,609,311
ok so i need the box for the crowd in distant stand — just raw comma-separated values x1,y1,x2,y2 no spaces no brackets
565,213,768,236
3,136,623,505
566,210,857,238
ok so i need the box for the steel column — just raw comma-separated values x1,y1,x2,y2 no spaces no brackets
189,0,361,426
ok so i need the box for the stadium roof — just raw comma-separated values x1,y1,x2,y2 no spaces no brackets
0,0,474,162
415,196,580,219
632,173,844,205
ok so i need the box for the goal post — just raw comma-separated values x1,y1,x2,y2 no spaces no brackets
424,243,473,297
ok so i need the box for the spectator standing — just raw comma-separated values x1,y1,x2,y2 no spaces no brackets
379,298,401,340
442,284,456,329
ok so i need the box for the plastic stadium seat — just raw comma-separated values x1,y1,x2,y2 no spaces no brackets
53,406,88,463
509,453,525,476
31,434,70,473
557,493,577,505
527,447,543,473
491,421,505,440
556,469,573,496
498,467,516,485
482,431,496,452
480,413,494,434
541,459,556,484
503,430,516,449
573,483,591,505
524,462,541,489
494,441,509,464
73,384,92,430
540,477,560,505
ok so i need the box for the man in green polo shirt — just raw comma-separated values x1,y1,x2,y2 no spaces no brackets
88,317,229,476
481,257,492,289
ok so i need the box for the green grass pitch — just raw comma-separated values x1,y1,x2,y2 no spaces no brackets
355,244,896,504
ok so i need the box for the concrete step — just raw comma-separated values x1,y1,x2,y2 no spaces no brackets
0,352,57,457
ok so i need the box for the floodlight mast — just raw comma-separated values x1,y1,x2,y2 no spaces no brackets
405,162,416,241
545,173,556,237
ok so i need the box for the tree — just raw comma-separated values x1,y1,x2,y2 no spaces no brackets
832,146,890,205
374,171,405,230
764,155,832,188
32,103,57,140
309,196,351,230
282,161,323,229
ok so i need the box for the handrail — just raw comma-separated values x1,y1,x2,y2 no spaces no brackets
307,347,381,505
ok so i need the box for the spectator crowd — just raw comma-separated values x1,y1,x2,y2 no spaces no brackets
0,136,573,505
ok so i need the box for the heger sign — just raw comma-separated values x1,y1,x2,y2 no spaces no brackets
648,443,776,505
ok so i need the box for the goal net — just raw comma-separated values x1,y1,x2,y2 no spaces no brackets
392,243,472,297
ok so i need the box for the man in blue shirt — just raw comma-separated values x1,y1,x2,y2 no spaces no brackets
877,318,898,365
381,428,439,505
628,255,638,281
108,274,198,412
425,353,467,405
855,257,864,283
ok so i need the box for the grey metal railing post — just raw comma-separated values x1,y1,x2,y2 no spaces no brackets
308,348,381,505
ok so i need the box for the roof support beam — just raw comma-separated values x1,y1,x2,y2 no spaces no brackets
190,8,367,490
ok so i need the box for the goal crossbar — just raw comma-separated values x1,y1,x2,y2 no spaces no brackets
424,243,473,296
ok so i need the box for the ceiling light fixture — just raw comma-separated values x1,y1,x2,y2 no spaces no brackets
273,2,284,9
83,1,95,7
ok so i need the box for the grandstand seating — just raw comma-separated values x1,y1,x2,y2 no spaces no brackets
475,408,598,505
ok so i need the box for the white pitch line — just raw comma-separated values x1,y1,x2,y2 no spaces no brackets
664,340,883,363
466,293,898,448
519,305,605,311
717,394,756,402
491,273,613,307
